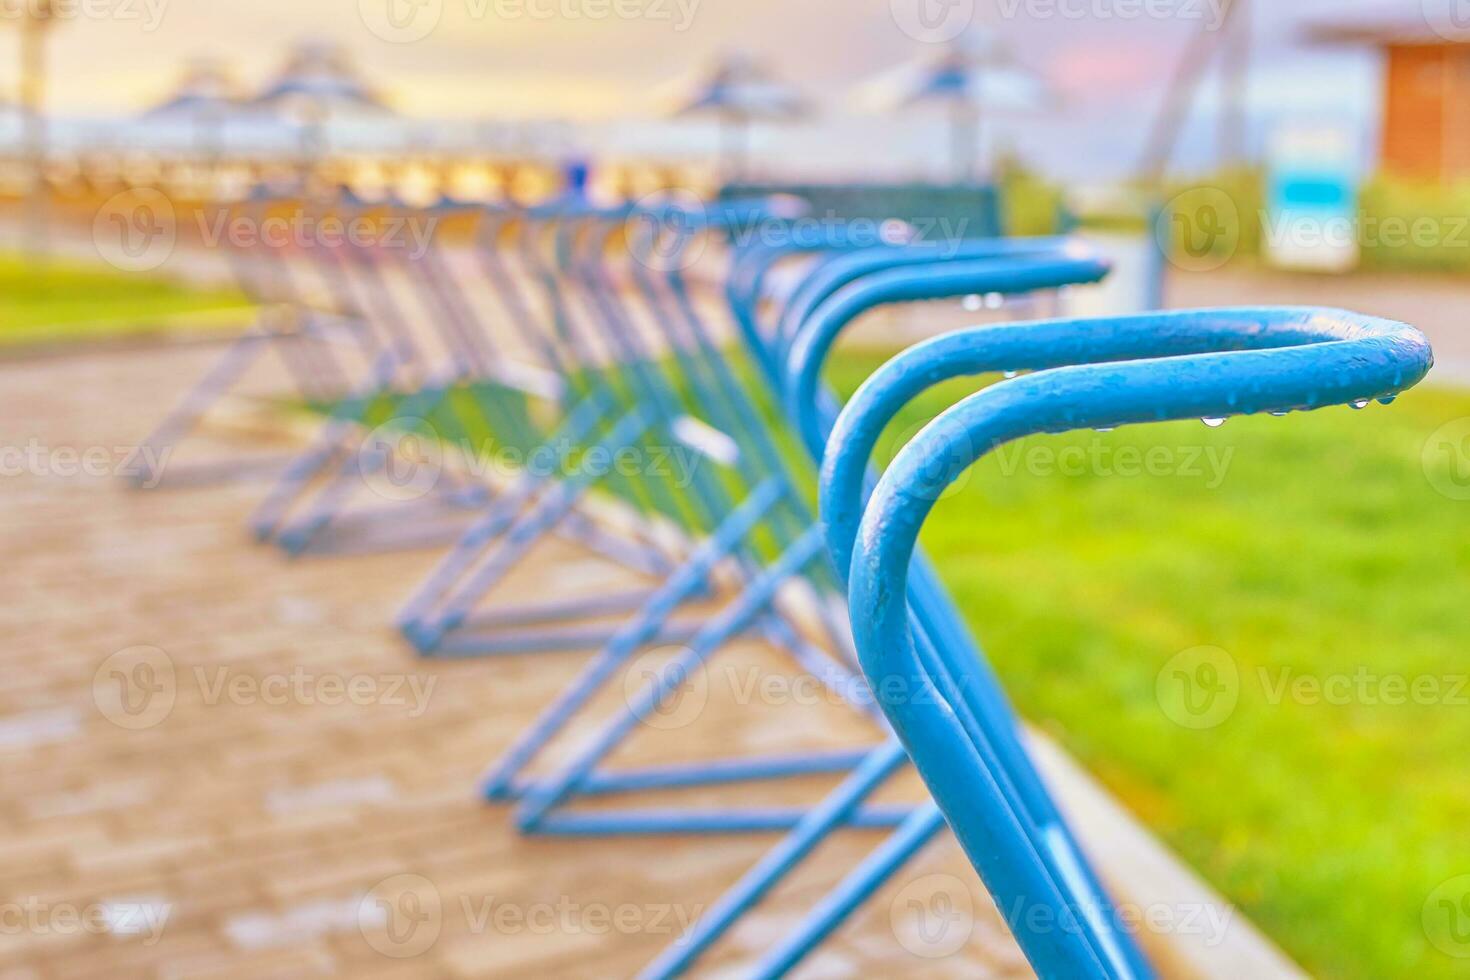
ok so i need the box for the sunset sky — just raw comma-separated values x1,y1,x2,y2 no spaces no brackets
2,0,1423,179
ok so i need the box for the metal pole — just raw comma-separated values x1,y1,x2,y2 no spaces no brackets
951,97,979,184
20,2,54,258
720,108,748,185
1136,0,1240,185
1219,0,1251,169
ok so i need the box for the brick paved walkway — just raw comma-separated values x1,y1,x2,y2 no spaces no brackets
0,341,1034,978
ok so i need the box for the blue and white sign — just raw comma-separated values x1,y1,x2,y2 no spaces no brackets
1264,122,1361,272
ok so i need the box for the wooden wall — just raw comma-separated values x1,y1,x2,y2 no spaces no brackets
1381,44,1470,183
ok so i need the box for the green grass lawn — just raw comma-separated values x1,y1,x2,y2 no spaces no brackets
0,253,249,348
822,353,1470,980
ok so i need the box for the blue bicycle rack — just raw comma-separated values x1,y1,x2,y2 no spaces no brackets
643,233,1122,978
469,199,894,835
831,307,1431,978
124,176,1436,977
245,190,528,557
128,191,383,490
473,206,1123,849
394,200,731,657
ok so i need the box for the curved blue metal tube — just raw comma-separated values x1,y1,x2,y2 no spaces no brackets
783,246,1112,457
773,245,1146,980
644,236,1122,979
842,307,1431,980
772,237,1088,357
819,304,1420,574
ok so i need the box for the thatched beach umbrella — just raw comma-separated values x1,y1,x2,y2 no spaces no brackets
143,58,243,157
669,51,808,184
250,41,392,161
863,34,1052,182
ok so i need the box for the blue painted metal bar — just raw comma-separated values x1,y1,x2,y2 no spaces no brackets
404,404,658,653
482,205,1058,828
478,474,788,799
643,240,1117,977
128,193,380,491
843,307,1431,979
453,204,873,829
752,803,949,978
515,526,830,833
382,198,720,652
525,805,911,837
397,205,725,656
243,193,478,550
783,248,1110,453
493,220,1123,852
638,738,912,979
620,207,855,660
259,194,528,557
394,384,622,632
777,249,1151,980
494,747,878,801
